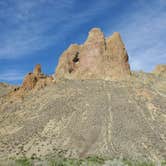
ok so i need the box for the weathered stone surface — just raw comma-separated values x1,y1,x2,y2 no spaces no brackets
0,76,166,160
153,64,166,76
35,76,53,90
21,65,53,92
22,73,38,91
8,65,53,98
0,83,18,97
33,64,42,75
55,28,131,80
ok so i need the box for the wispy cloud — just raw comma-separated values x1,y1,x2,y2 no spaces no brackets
0,0,166,83
0,0,121,83
0,0,72,59
0,0,118,59
0,69,24,82
106,0,166,71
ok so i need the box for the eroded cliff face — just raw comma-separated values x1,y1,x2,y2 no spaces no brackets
21,64,53,91
55,28,131,80
7,64,53,99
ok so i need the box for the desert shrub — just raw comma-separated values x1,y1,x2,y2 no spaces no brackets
48,156,82,166
15,158,31,166
102,158,156,166
85,156,105,164
1,156,164,166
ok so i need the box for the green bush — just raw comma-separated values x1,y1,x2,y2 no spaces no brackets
15,158,31,166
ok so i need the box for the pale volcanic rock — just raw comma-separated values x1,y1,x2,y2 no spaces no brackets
153,64,166,76
76,28,106,78
21,65,53,91
8,65,53,98
22,72,38,91
0,83,17,97
55,28,131,80
33,64,42,75
55,44,80,79
35,76,53,90
104,32,131,79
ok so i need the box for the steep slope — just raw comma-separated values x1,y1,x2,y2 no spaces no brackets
153,64,166,76
0,83,17,97
0,73,165,161
0,28,165,161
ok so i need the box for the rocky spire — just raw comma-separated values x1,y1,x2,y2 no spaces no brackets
55,28,131,80
33,64,42,75
84,28,105,47
9,64,53,98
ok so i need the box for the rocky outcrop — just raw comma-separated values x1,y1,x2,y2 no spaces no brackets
153,64,166,76
22,72,38,91
21,64,53,91
8,64,53,98
55,28,131,80
33,64,42,75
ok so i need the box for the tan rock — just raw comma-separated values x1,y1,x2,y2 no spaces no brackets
35,76,53,90
33,64,42,75
55,28,131,80
22,72,38,91
55,44,80,79
21,64,53,92
9,64,53,98
104,32,131,79
153,64,166,76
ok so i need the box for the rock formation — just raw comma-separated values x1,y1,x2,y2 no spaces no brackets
153,64,166,76
8,64,53,98
22,72,38,91
0,28,166,161
21,64,52,91
33,64,42,75
55,28,131,80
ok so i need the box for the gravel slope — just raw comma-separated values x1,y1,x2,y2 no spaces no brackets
0,73,166,161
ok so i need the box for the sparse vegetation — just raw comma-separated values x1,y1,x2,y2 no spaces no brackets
0,157,165,166
15,158,32,166
0,78,166,160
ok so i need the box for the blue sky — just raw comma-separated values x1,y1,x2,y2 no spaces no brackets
0,0,166,84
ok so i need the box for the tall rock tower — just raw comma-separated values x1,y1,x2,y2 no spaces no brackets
55,28,131,80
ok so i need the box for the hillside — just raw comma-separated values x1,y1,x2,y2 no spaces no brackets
0,28,165,163
0,83,17,97
0,72,166,161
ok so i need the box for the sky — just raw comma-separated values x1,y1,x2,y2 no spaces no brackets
0,0,166,84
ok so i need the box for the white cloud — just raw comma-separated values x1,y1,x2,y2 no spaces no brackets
1,0,165,84
106,0,166,72
0,69,24,82
0,0,121,82
0,0,119,59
